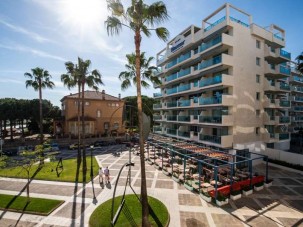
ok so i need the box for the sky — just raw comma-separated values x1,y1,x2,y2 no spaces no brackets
0,0,302,107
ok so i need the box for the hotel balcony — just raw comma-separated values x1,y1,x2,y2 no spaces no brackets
166,83,191,96
153,115,163,121
292,106,303,112
264,46,291,64
251,24,285,47
166,99,191,109
264,81,290,93
153,92,162,98
289,75,303,85
199,94,234,107
177,130,191,139
167,115,177,122
291,96,303,103
263,132,290,142
165,51,191,70
153,103,163,110
197,54,233,74
199,74,234,89
292,116,303,122
153,126,163,134
291,86,303,94
178,115,191,122
167,128,177,136
199,133,233,148
165,67,191,84
265,64,291,79
263,96,290,109
198,115,233,126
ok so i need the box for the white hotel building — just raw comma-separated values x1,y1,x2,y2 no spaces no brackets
153,3,292,152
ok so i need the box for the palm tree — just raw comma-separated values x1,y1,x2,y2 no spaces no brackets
61,62,82,164
105,1,169,225
25,67,55,144
119,52,161,90
77,57,103,172
296,52,303,74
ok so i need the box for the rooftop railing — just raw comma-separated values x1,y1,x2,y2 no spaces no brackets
204,16,226,32
230,16,249,27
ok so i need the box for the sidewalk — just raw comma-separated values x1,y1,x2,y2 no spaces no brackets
0,150,303,227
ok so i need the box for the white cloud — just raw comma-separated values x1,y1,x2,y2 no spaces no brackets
0,78,24,84
0,19,52,43
0,43,67,62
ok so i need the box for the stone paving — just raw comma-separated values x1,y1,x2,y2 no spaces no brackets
0,149,303,226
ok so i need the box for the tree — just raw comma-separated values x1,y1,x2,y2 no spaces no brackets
24,68,55,144
296,52,303,74
105,1,169,225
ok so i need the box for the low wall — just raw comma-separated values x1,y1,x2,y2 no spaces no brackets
264,148,303,166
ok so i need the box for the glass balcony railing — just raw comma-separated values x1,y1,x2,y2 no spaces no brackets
153,103,162,109
178,115,190,122
166,59,178,69
167,101,177,108
279,65,291,75
279,133,289,140
199,134,221,144
294,116,303,121
153,126,162,132
230,16,249,27
153,93,162,97
199,55,222,70
279,116,290,123
166,51,191,69
280,100,290,107
167,115,177,121
199,96,222,105
280,83,290,90
293,76,303,83
199,116,222,123
153,115,162,120
178,99,191,107
293,87,303,92
199,36,222,53
280,49,291,59
199,74,222,87
204,16,226,32
166,73,178,82
274,34,284,41
293,106,303,111
178,131,190,138
167,128,177,135
294,97,303,102
167,87,178,95
178,84,191,92
178,68,191,78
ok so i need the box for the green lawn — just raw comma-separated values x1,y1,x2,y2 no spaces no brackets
0,157,99,183
89,194,170,227
0,194,64,215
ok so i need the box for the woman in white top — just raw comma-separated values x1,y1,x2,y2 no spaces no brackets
99,167,104,184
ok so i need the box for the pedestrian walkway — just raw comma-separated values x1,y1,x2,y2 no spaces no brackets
0,149,303,226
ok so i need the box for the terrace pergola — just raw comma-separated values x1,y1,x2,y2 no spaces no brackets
147,134,269,201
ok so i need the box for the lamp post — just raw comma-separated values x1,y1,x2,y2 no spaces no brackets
90,145,94,178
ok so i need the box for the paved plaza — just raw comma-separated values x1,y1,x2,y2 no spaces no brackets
0,147,303,227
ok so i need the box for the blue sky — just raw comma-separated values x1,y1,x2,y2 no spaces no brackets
0,0,302,107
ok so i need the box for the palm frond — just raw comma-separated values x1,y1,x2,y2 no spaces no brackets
146,1,169,26
155,27,169,41
105,16,123,36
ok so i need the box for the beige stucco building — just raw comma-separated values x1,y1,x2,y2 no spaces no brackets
59,90,125,137
153,3,291,152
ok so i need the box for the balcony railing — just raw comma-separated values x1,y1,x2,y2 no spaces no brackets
178,99,191,107
167,87,178,95
204,16,226,32
167,115,177,121
166,67,190,82
167,83,191,95
279,65,291,75
280,49,291,59
293,116,303,121
167,128,177,135
166,51,191,69
293,76,303,83
178,131,190,138
293,106,303,111
199,116,222,123
294,97,303,102
199,74,222,87
199,134,221,144
199,55,222,70
279,116,290,123
274,34,284,41
279,133,289,140
280,100,290,107
178,84,191,92
153,93,162,97
153,126,162,132
199,36,222,53
166,73,178,82
292,87,303,92
153,115,162,120
153,103,162,109
230,16,249,27
199,96,222,105
178,115,190,122
280,83,290,90
167,101,177,108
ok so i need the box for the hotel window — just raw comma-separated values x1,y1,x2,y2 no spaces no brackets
256,109,260,117
256,92,260,100
256,40,260,49
256,127,260,135
256,74,260,83
97,110,101,118
256,57,260,66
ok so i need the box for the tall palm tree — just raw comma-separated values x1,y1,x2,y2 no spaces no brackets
296,52,303,74
61,62,82,164
119,52,161,90
77,57,103,172
106,1,169,225
24,67,55,144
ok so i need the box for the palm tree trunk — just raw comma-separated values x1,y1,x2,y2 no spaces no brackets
135,30,150,227
77,83,81,165
39,85,43,144
81,82,87,173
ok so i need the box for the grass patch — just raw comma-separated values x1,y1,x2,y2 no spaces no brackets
0,157,99,183
0,194,64,215
89,194,170,227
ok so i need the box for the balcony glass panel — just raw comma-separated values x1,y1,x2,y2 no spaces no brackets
199,96,222,105
178,116,190,122
204,16,226,32
279,83,290,90
293,87,303,92
167,128,177,135
229,16,249,27
166,59,178,69
274,34,284,41
167,115,177,121
167,101,177,108
178,68,191,78
279,133,289,140
199,116,222,123
279,116,290,123
199,36,222,52
199,74,222,87
153,103,162,109
199,55,222,70
153,115,162,120
178,131,190,138
294,116,303,121
199,134,221,144
153,93,162,97
153,126,162,132
178,84,191,92
166,72,178,82
294,106,303,111
167,87,178,95
280,49,291,59
279,65,290,75
293,76,303,83
178,100,191,107
295,97,303,102
178,51,191,63
280,100,290,107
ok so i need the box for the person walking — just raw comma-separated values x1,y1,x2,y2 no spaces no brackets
99,167,104,184
104,166,110,184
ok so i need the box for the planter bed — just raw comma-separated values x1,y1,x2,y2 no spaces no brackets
172,175,180,183
184,183,194,192
264,181,273,188
230,193,241,201
162,169,170,176
254,185,264,191
216,198,229,206
242,189,253,196
200,193,212,203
